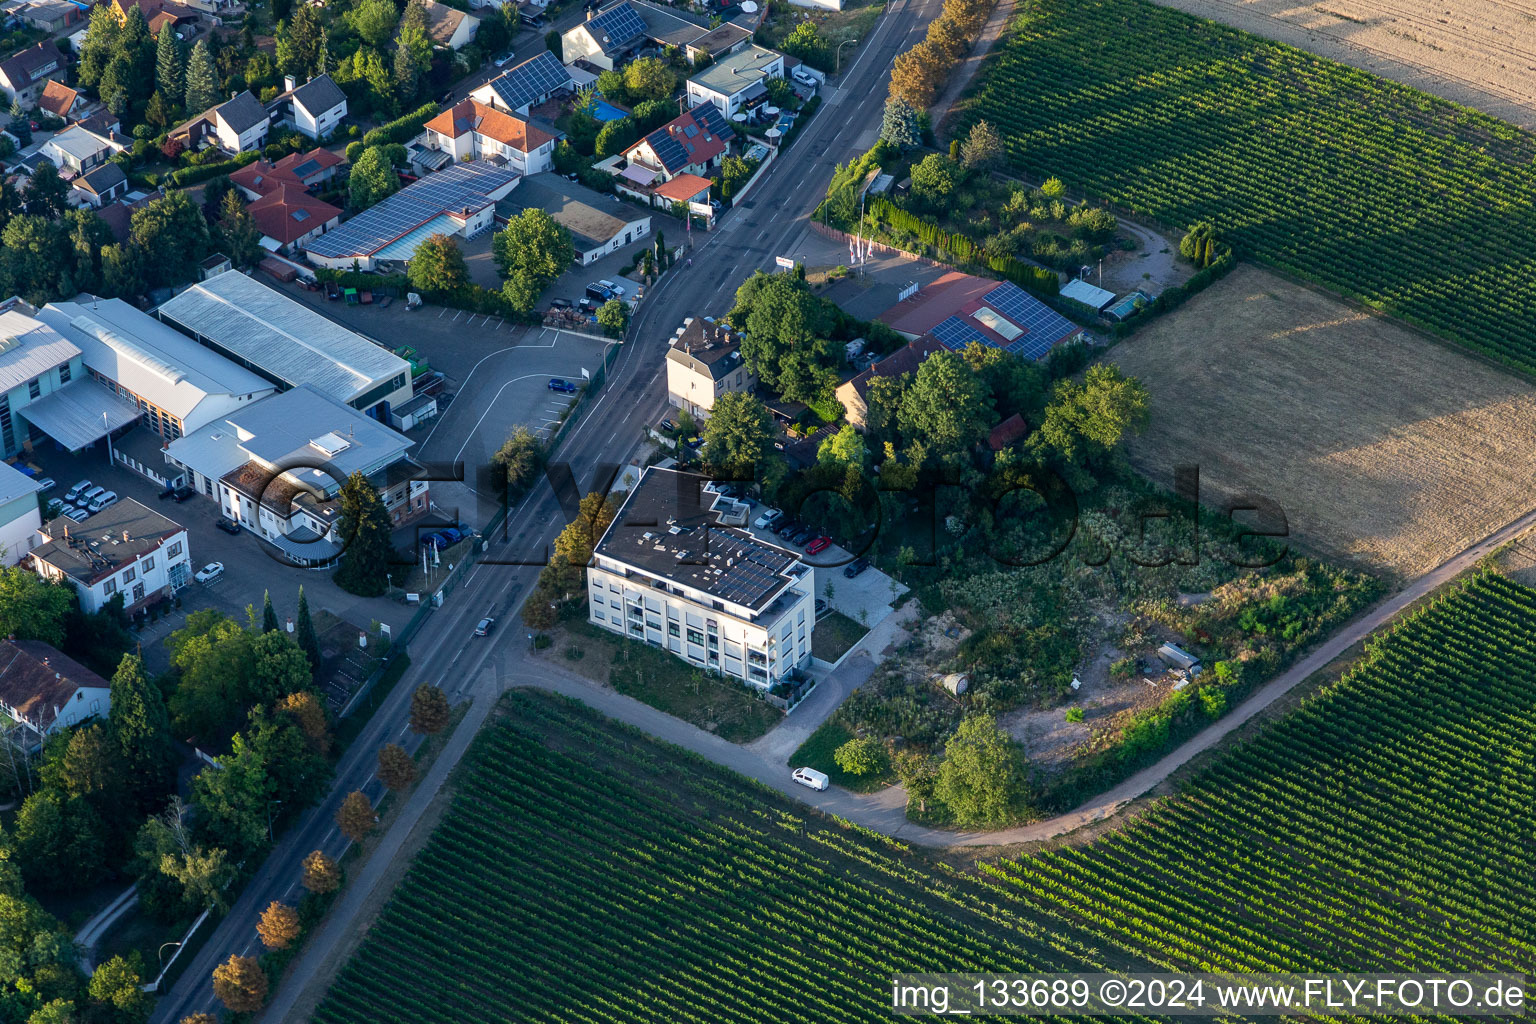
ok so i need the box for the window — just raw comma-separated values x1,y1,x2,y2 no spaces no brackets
143,556,154,572
58,364,70,383
103,579,116,596
687,628,705,645
668,622,680,638
167,542,182,558
121,567,136,584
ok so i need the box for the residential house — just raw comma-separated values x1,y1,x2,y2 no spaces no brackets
496,172,650,265
665,317,753,419
0,41,66,108
30,498,192,611
421,99,555,176
164,384,428,565
986,413,1028,452
247,184,341,251
14,0,80,33
304,161,520,271
423,0,480,49
685,44,784,116
560,1,646,70
70,161,128,207
107,0,198,32
75,109,120,137
40,125,126,175
266,73,347,141
172,90,270,155
36,80,82,120
228,146,343,199
833,335,943,430
0,640,112,750
469,50,574,117
586,466,814,689
684,21,750,62
0,461,43,564
621,103,734,183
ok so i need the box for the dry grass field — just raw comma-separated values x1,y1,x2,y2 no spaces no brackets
1108,265,1536,579
1146,0,1536,128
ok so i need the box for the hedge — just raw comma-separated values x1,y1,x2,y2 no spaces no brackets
1109,251,1236,338
315,269,410,293
362,101,442,148
166,151,259,188
867,197,1058,297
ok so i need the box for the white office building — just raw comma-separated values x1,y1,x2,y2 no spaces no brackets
29,498,191,612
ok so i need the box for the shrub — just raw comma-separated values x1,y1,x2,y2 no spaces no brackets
832,737,888,777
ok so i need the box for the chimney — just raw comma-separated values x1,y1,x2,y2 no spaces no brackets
284,74,296,92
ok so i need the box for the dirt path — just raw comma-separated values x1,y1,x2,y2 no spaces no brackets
930,0,1016,137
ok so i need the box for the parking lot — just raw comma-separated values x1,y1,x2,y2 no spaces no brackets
738,514,908,631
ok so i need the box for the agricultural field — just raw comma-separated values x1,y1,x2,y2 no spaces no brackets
1144,0,1536,129
952,0,1536,375
1107,266,1536,578
313,576,1535,1024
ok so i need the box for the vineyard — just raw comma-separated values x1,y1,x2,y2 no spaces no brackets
315,577,1536,1023
951,0,1536,375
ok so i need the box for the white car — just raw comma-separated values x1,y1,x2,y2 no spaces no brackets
34,477,55,491
793,69,818,87
195,562,224,583
62,506,89,523
754,508,783,529
597,278,626,297
494,52,514,66
792,766,829,791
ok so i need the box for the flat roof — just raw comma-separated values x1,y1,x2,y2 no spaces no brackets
16,379,140,451
497,172,647,251
593,467,805,613
32,498,183,586
689,45,781,96
38,298,276,420
1060,278,1116,311
154,271,408,404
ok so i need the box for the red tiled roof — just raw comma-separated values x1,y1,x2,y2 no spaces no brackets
37,79,78,118
247,184,340,244
273,146,344,179
651,173,712,203
230,159,306,197
986,413,1028,451
877,270,1001,337
841,335,944,402
425,99,553,152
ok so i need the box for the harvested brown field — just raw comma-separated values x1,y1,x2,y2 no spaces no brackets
1146,0,1536,129
1108,265,1536,579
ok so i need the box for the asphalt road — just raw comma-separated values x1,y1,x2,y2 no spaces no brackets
151,0,945,1018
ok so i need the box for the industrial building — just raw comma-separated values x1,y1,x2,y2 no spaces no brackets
876,271,1083,361
154,271,412,420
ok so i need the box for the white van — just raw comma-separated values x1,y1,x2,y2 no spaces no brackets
65,480,92,503
76,485,106,508
792,767,829,791
87,491,118,514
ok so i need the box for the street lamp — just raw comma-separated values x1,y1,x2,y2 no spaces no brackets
102,411,114,464
266,799,282,842
835,38,858,76
157,941,182,972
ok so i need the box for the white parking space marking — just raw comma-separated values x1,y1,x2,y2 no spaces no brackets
450,374,547,464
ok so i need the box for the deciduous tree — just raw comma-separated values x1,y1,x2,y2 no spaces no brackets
896,350,991,457
620,56,675,103
300,849,340,894
888,42,944,108
408,685,450,735
492,426,544,497
833,737,887,776
933,714,1029,826
596,298,629,338
407,233,469,295
0,569,71,646
700,392,778,479
375,743,415,791
335,790,376,843
492,208,574,284
347,146,398,209
212,955,268,1013
88,953,151,1023
278,691,330,754
256,901,300,950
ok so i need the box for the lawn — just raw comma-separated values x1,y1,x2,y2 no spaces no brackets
953,0,1536,375
561,620,783,742
788,719,893,792
1108,265,1536,578
313,601,1536,1023
811,610,868,663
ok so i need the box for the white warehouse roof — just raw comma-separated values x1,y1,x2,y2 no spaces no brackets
154,272,409,407
1060,278,1117,312
37,298,277,425
0,310,80,394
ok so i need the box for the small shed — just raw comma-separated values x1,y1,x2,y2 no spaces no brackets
389,393,439,431
1157,642,1199,672
1060,278,1116,312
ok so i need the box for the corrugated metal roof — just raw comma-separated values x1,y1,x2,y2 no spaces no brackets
0,460,42,507
0,310,80,394
155,272,408,404
37,299,276,422
16,378,140,451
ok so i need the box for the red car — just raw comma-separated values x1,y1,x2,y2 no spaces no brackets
805,536,832,555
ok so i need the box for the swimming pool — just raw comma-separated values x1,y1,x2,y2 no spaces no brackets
591,98,629,122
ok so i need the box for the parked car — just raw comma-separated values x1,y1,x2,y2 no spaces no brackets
597,279,626,297
495,52,515,66
87,491,119,514
805,535,832,555
172,486,196,502
62,506,89,523
792,766,829,791
474,616,495,637
216,518,242,535
788,526,815,546
64,480,91,504
754,508,783,529
75,485,106,508
550,297,573,310
34,477,54,492
194,562,224,583
775,519,802,538
843,557,871,578
585,283,614,302
792,68,817,87
548,378,578,393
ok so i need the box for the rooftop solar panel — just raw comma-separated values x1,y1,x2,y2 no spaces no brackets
929,315,986,350
643,125,689,172
306,162,518,259
981,282,1080,360
586,2,646,50
488,50,572,112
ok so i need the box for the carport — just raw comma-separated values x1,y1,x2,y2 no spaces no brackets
18,379,140,451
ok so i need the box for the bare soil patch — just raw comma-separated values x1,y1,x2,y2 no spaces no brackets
1143,0,1536,129
1108,264,1536,578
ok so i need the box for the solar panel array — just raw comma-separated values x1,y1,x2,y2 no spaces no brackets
713,533,797,607
643,124,690,173
692,102,734,139
586,2,646,49
305,162,518,259
929,315,986,350
488,51,571,112
983,282,1079,359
